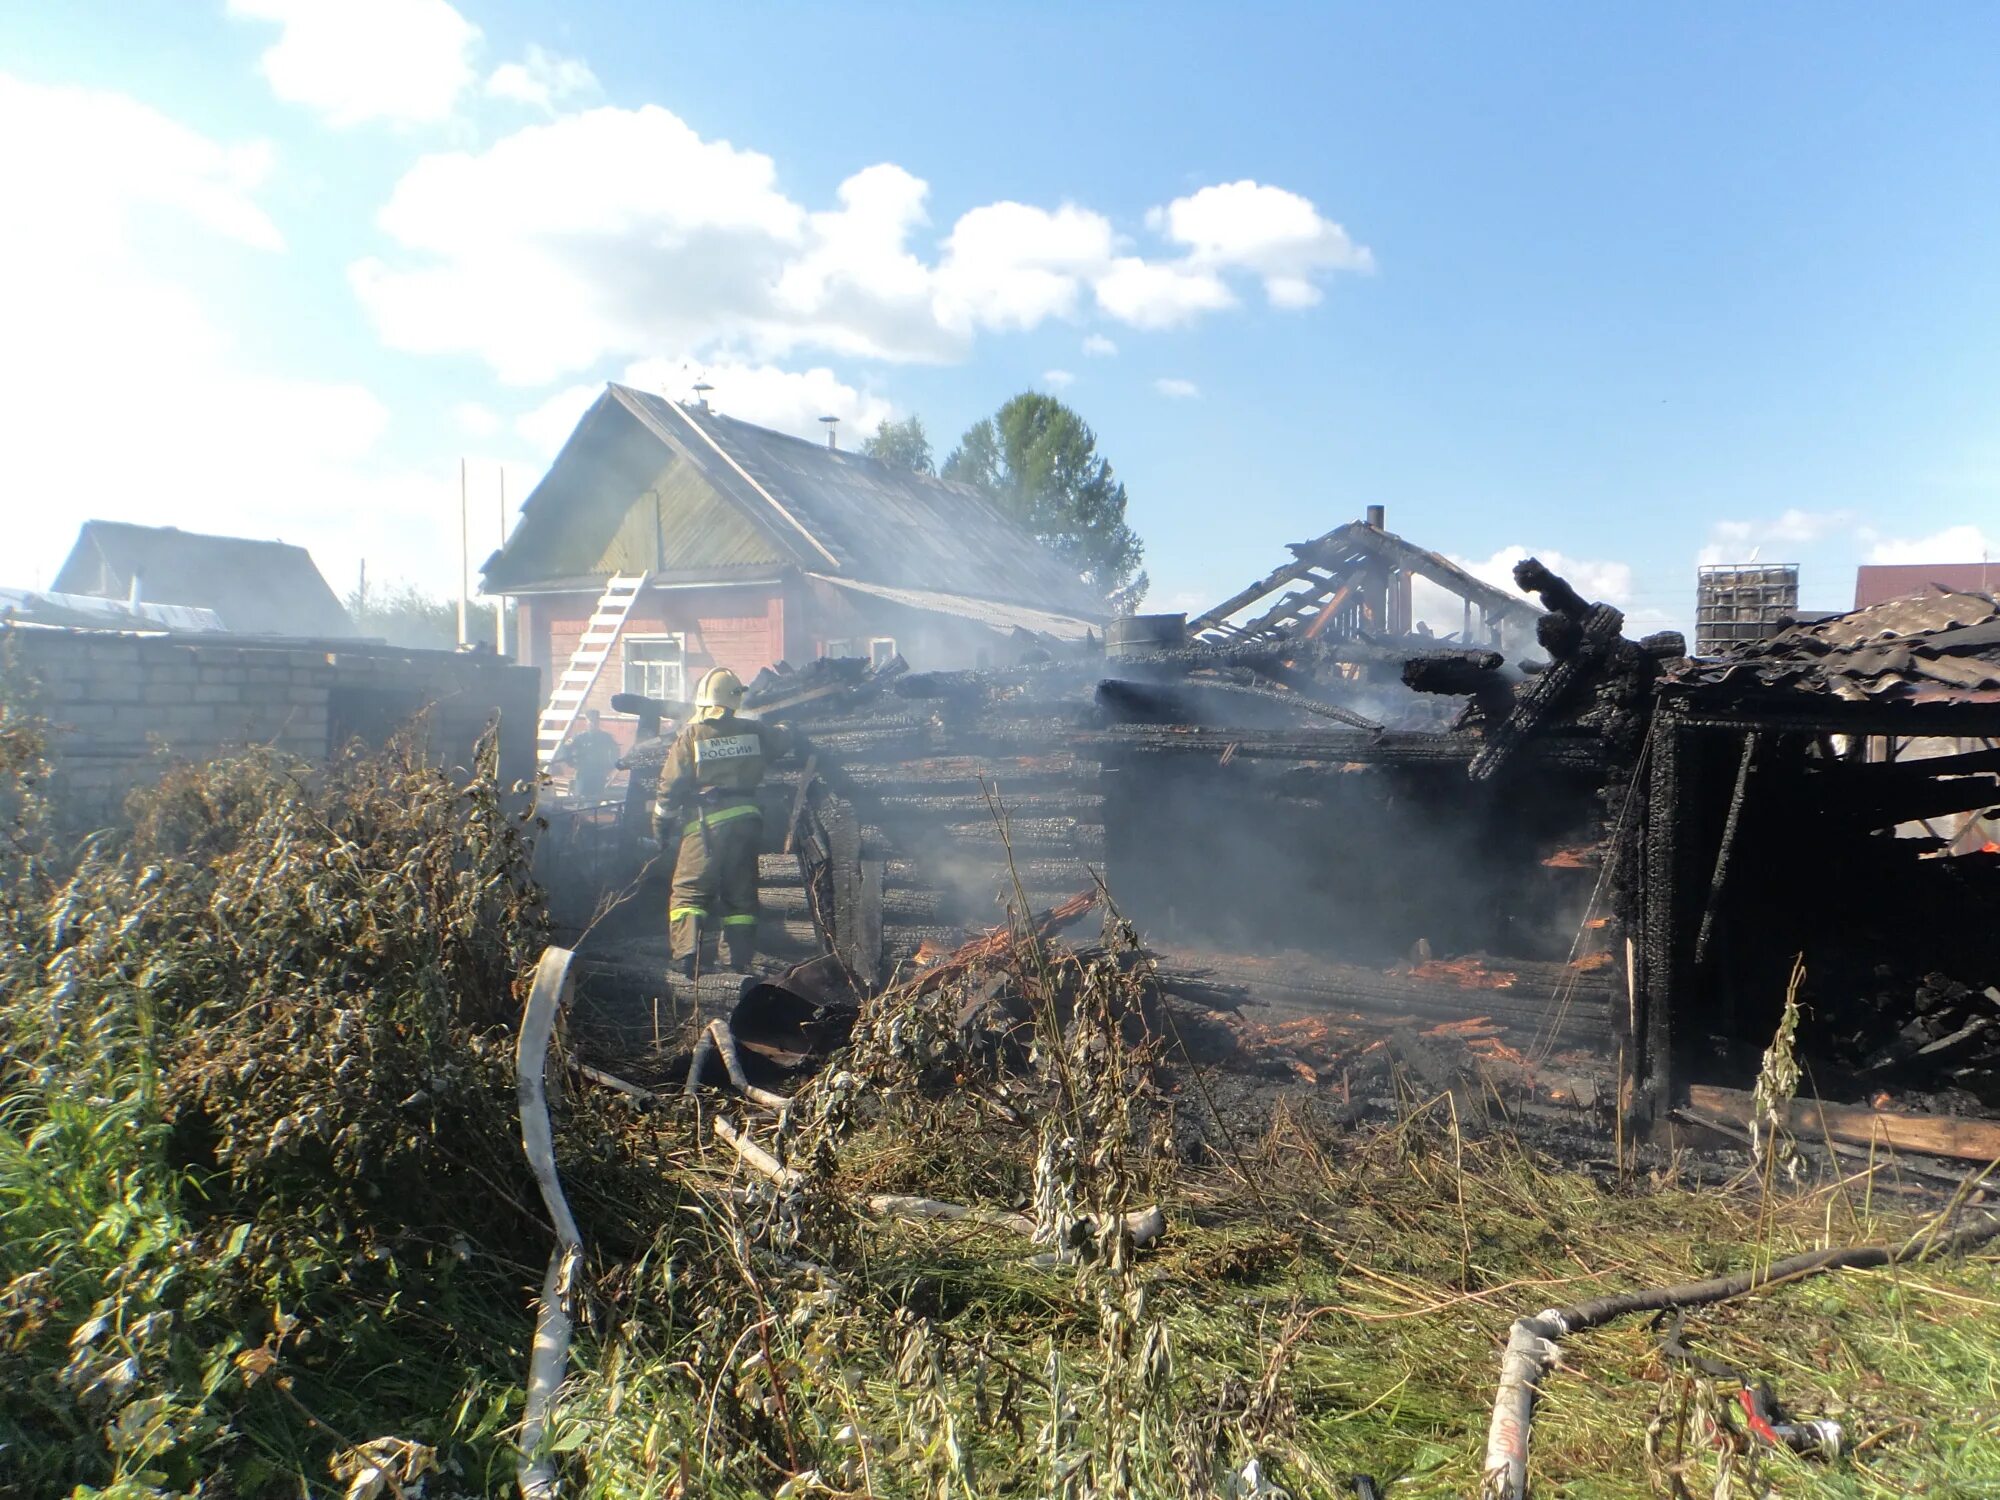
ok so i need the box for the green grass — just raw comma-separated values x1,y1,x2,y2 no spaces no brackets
540,1088,2000,1500
2,674,1994,1498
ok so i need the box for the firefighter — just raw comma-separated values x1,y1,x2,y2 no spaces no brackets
654,667,794,976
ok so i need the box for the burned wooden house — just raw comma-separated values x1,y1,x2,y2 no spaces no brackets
482,386,1106,769
551,505,2000,1155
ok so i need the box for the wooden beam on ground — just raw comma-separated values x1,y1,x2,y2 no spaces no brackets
1687,1084,2000,1164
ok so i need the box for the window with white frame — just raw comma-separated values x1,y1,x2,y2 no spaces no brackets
869,636,899,669
622,635,686,704
823,639,857,659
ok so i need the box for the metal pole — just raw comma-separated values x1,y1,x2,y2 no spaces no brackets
457,458,469,647
495,467,508,658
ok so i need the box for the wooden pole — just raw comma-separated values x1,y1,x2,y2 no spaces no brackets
457,458,469,648
494,467,508,658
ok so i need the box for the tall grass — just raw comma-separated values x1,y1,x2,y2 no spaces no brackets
2,666,1995,1498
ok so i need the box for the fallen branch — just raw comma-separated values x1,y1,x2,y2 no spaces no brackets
516,946,581,1500
577,1062,655,1105
714,1115,803,1190
707,1019,793,1111
713,1143,1167,1253
901,890,1100,999
1480,1207,2000,1498
864,1195,1167,1250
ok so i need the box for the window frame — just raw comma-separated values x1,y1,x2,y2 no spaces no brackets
621,633,687,706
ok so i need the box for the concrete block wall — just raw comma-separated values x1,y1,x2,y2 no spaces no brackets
7,629,540,827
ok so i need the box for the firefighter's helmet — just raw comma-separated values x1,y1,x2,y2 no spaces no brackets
694,667,745,711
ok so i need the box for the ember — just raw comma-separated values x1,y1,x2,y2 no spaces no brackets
1411,957,1520,989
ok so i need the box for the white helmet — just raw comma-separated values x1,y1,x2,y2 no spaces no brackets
694,666,745,711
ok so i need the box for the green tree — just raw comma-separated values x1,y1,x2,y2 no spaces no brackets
942,393,1147,608
346,579,514,652
862,414,935,474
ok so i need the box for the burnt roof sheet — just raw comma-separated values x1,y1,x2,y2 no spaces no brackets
1671,587,2000,704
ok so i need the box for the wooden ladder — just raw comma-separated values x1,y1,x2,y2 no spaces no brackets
536,572,647,768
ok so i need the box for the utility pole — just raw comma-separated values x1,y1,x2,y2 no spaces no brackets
457,458,469,647
494,467,508,658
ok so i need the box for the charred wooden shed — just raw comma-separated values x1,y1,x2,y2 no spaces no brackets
1630,589,2000,1122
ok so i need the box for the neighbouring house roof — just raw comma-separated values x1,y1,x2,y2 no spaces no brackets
484,385,1107,623
1670,588,2000,704
52,521,357,638
0,588,226,634
1855,563,2000,609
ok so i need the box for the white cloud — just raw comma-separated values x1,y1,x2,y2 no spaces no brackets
1095,257,1235,329
0,76,284,253
453,400,502,437
1082,333,1118,357
1866,525,1996,565
0,74,478,598
515,382,604,456
1042,369,1076,389
1151,180,1374,309
933,201,1115,335
627,356,893,446
351,103,1372,382
228,0,480,128
353,104,813,383
485,44,599,113
1153,377,1201,399
1697,508,1852,565
1411,544,1637,639
517,358,893,457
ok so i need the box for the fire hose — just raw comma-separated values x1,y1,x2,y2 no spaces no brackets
1479,1206,2000,1499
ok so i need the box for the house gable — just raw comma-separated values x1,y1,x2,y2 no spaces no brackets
485,393,800,592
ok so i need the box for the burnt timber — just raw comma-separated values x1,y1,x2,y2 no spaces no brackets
549,528,2000,1140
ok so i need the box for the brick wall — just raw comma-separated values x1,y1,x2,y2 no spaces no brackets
8,629,540,827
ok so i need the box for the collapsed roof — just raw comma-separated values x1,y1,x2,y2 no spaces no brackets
1188,510,1543,652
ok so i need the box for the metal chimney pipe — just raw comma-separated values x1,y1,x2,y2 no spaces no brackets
1366,504,1386,529
819,414,839,450
127,572,142,610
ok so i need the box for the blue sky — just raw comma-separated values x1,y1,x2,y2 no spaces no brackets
5,3,1998,634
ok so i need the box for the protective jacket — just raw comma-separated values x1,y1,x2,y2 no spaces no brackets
656,709,793,969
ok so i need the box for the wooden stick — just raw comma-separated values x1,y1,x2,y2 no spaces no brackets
714,1116,803,1190
1688,1083,2000,1165
707,1020,793,1111
863,1194,1167,1249
577,1062,655,1104
515,946,580,1500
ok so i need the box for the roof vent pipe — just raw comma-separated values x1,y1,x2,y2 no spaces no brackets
819,414,839,450
127,572,143,610
1365,504,1385,530
691,382,714,412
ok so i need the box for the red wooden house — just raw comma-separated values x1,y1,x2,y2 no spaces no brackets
482,384,1107,761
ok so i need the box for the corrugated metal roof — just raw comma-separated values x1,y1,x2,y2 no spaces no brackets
807,574,1103,642
485,385,1108,623
0,588,226,633
1855,563,2000,609
1671,588,2000,703
52,521,357,637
